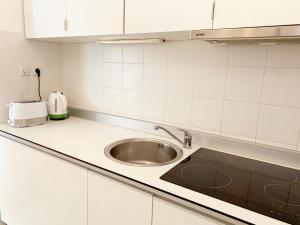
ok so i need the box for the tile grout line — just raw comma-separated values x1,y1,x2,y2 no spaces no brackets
140,44,145,120
163,43,170,124
121,45,124,115
219,44,231,137
100,44,105,110
254,46,269,144
189,41,198,130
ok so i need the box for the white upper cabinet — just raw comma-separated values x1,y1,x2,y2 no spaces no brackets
125,0,214,34
66,0,124,36
24,0,124,38
24,0,66,38
214,0,300,29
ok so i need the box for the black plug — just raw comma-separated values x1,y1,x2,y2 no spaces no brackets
35,68,41,77
35,68,42,100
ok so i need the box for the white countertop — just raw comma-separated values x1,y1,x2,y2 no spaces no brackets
0,117,290,225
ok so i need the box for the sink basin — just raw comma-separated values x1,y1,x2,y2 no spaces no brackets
104,138,183,166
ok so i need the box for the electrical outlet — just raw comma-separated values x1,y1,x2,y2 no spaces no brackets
19,66,31,77
30,68,37,76
30,67,40,76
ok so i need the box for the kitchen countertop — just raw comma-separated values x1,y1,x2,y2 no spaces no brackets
0,117,291,225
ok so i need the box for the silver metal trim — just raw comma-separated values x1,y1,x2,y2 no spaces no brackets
0,210,5,225
8,116,48,128
104,138,183,167
192,25,300,43
0,131,247,225
10,100,43,104
68,107,300,170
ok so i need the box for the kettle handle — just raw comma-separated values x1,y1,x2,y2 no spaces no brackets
57,92,67,109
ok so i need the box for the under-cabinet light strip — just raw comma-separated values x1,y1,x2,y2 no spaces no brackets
96,38,165,45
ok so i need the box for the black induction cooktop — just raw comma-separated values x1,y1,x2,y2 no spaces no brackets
161,148,300,225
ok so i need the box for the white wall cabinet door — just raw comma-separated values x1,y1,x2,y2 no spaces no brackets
24,0,66,38
214,0,300,29
125,0,214,34
88,171,152,225
66,0,124,36
0,136,88,225
152,197,228,225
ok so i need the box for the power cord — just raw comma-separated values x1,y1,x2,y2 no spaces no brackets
35,68,42,101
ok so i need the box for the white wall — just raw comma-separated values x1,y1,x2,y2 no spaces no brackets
62,41,300,151
0,0,23,32
0,0,62,123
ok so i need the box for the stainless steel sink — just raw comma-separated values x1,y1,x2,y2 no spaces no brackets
104,138,183,166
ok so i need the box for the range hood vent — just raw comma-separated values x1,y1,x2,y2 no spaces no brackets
192,25,300,44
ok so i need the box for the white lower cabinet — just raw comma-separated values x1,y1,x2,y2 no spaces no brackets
88,171,152,225
0,136,88,225
0,136,236,225
152,197,228,225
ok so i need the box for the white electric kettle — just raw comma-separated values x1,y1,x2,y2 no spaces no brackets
48,92,69,120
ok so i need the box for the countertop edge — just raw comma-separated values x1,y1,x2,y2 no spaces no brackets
0,129,252,225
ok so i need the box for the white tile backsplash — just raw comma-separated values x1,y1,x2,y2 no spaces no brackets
194,66,227,99
143,64,167,93
191,98,223,134
103,87,122,114
267,44,300,68
196,41,229,66
229,45,267,67
77,62,101,86
61,40,300,151
144,44,168,64
257,105,300,150
81,85,103,111
165,94,192,128
166,65,194,96
103,63,123,88
123,90,142,118
63,84,85,108
221,101,260,141
123,64,143,90
142,92,165,122
262,68,300,107
123,45,143,63
168,41,196,65
225,67,264,103
103,45,122,63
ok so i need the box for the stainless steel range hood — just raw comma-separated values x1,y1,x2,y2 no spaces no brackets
191,25,300,44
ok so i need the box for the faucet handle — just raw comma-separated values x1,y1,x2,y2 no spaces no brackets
178,128,192,149
177,128,192,137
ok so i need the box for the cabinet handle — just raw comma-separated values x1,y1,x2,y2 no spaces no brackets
211,1,216,21
64,19,68,31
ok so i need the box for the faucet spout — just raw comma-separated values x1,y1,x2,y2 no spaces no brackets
154,125,192,149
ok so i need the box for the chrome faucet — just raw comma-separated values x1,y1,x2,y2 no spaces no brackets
154,125,192,149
